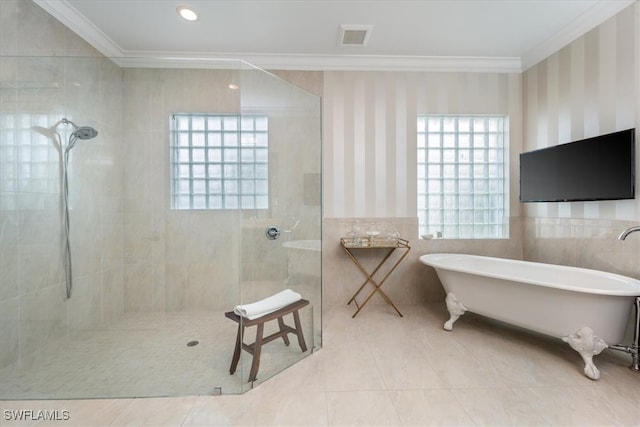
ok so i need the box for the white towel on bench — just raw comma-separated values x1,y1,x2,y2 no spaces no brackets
234,289,302,320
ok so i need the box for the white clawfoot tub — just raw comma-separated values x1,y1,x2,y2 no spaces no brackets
420,253,640,380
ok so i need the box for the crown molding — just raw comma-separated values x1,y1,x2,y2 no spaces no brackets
116,51,523,73
35,0,635,73
521,0,636,70
31,0,520,72
33,0,122,58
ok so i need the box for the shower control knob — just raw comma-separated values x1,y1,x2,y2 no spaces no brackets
265,226,281,240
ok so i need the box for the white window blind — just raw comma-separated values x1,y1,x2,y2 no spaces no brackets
417,115,507,239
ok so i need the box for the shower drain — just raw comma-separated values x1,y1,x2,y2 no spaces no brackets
186,340,199,347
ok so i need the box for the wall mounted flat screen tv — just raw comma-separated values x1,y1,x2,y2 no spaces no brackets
520,128,635,202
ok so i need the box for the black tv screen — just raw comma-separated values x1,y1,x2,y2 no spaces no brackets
520,128,635,202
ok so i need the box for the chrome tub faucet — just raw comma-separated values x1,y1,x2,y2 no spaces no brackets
618,226,640,240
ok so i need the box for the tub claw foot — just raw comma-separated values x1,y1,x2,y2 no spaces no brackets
562,326,608,380
444,293,467,331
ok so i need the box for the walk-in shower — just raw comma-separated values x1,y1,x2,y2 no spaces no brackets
59,118,98,299
0,54,322,399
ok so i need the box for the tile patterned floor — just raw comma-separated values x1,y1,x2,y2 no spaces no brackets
1,309,315,399
1,303,639,426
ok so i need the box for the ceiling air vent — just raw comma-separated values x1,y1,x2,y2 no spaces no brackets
338,25,373,47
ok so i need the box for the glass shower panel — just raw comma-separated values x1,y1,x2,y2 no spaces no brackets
0,56,249,398
0,54,140,399
1,55,320,399
236,63,322,391
132,62,247,397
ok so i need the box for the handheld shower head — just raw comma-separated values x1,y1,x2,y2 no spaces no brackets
56,117,100,299
60,117,98,142
72,126,98,140
60,118,99,153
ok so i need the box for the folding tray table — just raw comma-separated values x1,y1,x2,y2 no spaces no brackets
340,237,411,318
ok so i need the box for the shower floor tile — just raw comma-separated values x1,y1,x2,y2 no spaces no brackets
0,310,314,399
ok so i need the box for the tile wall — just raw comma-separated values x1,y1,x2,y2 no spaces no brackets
119,67,322,313
0,0,124,369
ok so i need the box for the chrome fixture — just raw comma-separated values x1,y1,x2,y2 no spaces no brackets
609,297,640,373
57,118,98,299
618,225,640,240
265,225,280,240
632,297,640,372
613,226,640,372
61,118,98,143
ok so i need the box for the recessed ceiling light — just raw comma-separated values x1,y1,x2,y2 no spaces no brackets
228,83,239,90
177,6,198,21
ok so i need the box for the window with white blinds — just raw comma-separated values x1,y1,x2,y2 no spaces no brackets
170,114,268,210
417,115,508,239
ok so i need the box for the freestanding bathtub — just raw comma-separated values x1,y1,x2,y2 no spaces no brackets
420,253,640,380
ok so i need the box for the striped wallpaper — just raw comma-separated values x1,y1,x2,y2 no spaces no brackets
322,3,638,222
322,71,523,218
522,2,639,221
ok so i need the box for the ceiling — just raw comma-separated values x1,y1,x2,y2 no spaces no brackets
35,0,636,72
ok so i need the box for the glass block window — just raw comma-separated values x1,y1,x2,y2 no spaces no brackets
171,114,269,210
417,115,507,239
0,114,61,202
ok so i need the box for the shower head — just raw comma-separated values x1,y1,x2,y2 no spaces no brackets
61,118,98,140
72,126,98,140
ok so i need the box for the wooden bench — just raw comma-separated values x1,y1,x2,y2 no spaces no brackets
225,298,309,383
